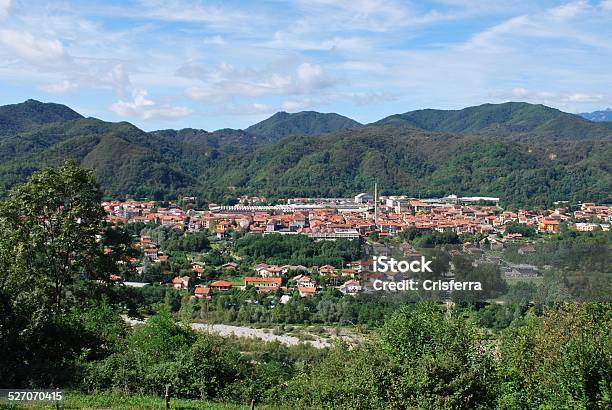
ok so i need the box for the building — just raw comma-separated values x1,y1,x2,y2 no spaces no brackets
172,275,190,289
297,286,317,297
538,218,560,232
210,280,233,291
319,265,336,276
575,222,600,232
354,193,373,203
194,286,211,300
338,280,362,296
244,277,282,292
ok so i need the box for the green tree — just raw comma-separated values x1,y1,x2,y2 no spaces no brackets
498,303,611,409
0,161,129,386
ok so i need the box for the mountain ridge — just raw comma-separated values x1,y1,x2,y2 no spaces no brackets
0,99,83,136
373,102,612,139
580,108,612,122
0,99,610,206
245,110,362,139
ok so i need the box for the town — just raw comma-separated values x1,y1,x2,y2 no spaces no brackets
102,191,611,302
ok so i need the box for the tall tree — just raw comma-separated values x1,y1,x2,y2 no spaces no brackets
0,161,128,386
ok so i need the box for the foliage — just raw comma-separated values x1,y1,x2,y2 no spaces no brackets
0,101,610,206
505,221,537,237
498,303,612,409
0,99,82,136
235,233,362,267
245,111,361,139
399,226,462,246
282,303,499,409
0,161,130,387
374,101,612,139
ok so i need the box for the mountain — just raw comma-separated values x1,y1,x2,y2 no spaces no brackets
374,102,612,139
0,117,212,198
579,108,612,122
245,111,361,139
199,125,612,206
0,99,83,136
151,127,278,148
0,100,610,206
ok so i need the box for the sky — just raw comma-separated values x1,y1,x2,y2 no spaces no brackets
0,0,610,131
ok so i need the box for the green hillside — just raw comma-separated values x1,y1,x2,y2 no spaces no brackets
152,127,278,147
0,118,208,198
0,99,83,136
245,111,362,138
199,125,612,206
0,100,610,206
375,102,612,139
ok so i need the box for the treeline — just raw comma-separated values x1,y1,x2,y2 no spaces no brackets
80,302,611,409
235,233,362,267
140,225,212,253
398,226,463,246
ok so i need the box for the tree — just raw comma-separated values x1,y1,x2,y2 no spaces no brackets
499,303,611,409
0,160,107,313
0,161,129,387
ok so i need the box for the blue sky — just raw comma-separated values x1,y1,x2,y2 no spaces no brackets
0,0,610,131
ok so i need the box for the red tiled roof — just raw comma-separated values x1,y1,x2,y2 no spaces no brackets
210,280,233,287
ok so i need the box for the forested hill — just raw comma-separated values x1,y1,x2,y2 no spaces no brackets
0,117,207,198
245,111,362,138
0,99,83,136
0,99,610,205
199,125,612,206
374,102,612,139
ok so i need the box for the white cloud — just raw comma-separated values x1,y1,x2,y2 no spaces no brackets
111,88,193,120
548,0,590,21
138,0,250,26
282,99,317,111
109,64,132,99
601,0,612,11
224,103,273,115
463,15,530,50
0,29,69,63
0,0,11,20
295,63,333,92
39,79,78,93
295,0,413,32
349,91,398,106
462,1,605,51
185,62,338,102
203,35,225,45
268,32,370,52
493,87,605,105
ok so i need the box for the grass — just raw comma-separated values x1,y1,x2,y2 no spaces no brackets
0,392,263,410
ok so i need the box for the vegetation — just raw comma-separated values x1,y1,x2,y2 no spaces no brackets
0,99,82,136
374,101,612,139
505,221,537,237
0,100,610,207
245,111,361,139
234,234,362,267
203,126,611,207
1,152,611,409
